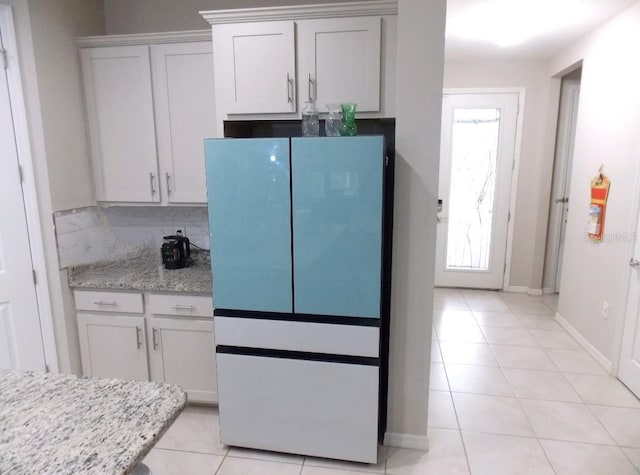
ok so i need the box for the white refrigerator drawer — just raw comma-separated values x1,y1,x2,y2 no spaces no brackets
214,317,379,357
216,353,379,463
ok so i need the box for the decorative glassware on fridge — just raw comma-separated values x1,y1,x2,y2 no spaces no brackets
302,99,319,137
325,103,342,137
340,103,357,136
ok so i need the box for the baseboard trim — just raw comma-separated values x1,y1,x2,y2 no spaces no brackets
543,287,555,295
383,432,430,450
506,286,544,296
555,312,613,373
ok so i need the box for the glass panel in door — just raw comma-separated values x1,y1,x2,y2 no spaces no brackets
291,136,384,318
446,108,500,271
205,138,293,313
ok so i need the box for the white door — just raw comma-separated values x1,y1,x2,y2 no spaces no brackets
213,21,296,114
0,26,46,371
77,313,149,381
80,45,160,203
619,219,640,397
435,92,519,289
147,317,217,403
550,81,580,293
297,17,381,112
151,42,216,204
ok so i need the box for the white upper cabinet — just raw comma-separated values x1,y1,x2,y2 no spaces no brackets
81,46,160,203
80,37,215,205
151,42,216,204
297,17,381,112
213,21,296,114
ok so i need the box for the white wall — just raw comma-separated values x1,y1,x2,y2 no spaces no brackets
386,0,445,447
103,0,370,34
443,61,560,291
3,0,104,374
28,0,103,211
550,1,640,365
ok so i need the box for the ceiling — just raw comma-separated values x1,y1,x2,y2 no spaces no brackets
445,0,638,61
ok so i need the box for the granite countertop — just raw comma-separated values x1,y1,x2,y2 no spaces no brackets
0,369,187,475
68,248,212,294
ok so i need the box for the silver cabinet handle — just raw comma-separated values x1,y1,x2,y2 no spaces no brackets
555,197,569,204
150,172,156,195
94,301,117,306
152,328,159,350
135,326,142,349
286,73,293,104
171,304,196,310
630,258,640,268
307,72,313,100
165,172,172,195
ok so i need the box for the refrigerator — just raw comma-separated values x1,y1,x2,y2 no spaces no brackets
205,136,392,464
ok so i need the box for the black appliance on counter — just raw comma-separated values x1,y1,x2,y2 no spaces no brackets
161,230,191,269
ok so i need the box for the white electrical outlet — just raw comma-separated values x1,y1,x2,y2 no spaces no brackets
601,301,609,320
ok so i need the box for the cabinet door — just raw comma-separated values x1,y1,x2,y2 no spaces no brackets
151,42,216,204
213,21,296,114
147,317,217,403
80,46,160,202
292,137,384,318
206,138,293,313
77,313,149,381
297,17,381,112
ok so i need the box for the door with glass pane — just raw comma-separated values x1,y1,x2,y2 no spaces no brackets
435,93,519,289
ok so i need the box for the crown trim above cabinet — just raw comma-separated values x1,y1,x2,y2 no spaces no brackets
200,0,398,25
76,29,211,48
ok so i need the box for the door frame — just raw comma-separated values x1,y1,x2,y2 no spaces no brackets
441,87,525,291
1,5,57,371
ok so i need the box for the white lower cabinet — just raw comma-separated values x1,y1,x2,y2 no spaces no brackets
77,313,149,381
75,290,217,403
147,317,217,403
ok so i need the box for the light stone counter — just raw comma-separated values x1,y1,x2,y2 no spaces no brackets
0,369,187,474
68,248,212,294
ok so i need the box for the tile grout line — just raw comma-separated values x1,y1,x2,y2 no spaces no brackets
439,341,477,475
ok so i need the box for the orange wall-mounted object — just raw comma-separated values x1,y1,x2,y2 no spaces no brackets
588,171,610,242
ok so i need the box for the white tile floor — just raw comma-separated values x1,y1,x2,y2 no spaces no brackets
142,289,640,474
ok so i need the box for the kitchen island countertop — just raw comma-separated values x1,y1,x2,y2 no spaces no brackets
68,247,212,294
0,369,187,474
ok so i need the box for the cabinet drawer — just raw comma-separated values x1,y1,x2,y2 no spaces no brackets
74,290,143,314
147,294,213,318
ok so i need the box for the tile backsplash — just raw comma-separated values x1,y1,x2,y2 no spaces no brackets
54,206,209,269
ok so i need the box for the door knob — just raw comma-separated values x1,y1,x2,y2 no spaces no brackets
630,258,640,268
555,197,569,204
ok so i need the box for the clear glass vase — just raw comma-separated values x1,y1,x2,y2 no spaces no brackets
325,103,342,137
302,99,319,137
340,103,357,136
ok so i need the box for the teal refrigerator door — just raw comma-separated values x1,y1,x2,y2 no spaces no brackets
292,136,384,318
205,138,292,313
